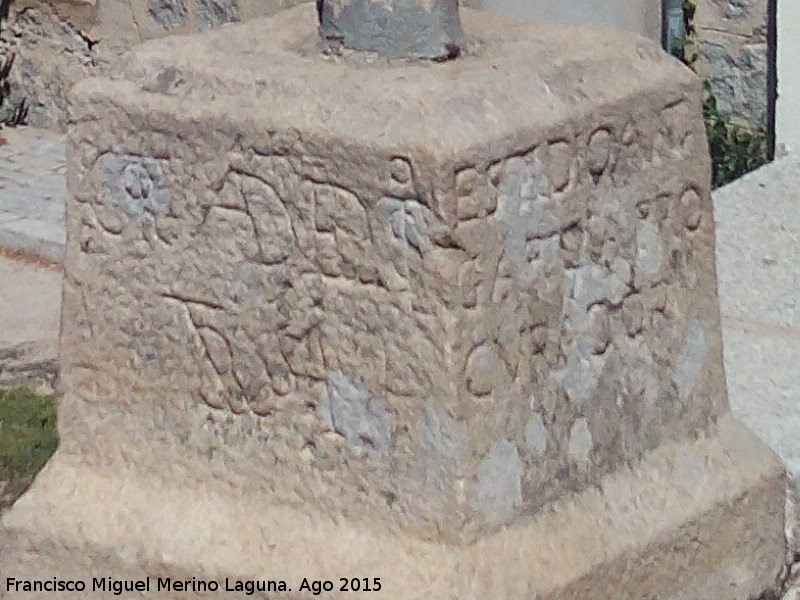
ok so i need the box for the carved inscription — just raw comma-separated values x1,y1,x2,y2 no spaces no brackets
71,98,716,536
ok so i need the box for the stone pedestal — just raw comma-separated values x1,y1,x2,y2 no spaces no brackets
1,4,788,598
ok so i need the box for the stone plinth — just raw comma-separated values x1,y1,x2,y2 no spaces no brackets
1,4,787,598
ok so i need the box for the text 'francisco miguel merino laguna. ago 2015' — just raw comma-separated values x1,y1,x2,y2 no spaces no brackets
6,576,384,595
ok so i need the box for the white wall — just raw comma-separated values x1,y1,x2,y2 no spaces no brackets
777,0,800,153
464,0,662,42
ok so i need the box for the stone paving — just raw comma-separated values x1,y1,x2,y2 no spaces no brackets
1,127,800,594
0,128,66,263
713,154,800,597
0,250,60,392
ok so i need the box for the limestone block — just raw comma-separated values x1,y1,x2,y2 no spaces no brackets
0,5,787,598
59,5,728,545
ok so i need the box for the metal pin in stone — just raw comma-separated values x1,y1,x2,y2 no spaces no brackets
317,0,464,60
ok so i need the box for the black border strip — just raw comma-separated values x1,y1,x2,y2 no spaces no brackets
767,0,778,160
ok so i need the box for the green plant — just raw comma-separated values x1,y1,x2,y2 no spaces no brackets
675,0,768,188
0,387,58,510
703,87,768,188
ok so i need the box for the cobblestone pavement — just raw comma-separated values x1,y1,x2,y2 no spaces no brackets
0,128,66,262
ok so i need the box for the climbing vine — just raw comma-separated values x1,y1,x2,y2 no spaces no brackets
673,0,768,188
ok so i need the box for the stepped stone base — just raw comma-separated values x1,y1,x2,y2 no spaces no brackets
0,416,787,599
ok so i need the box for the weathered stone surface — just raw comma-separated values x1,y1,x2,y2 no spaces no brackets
0,5,786,597
148,0,188,30
317,0,463,58
0,4,97,128
0,128,67,262
49,3,732,543
693,0,768,129
0,0,300,128
0,415,786,599
695,0,767,39
194,0,239,30
0,344,57,392
697,33,768,126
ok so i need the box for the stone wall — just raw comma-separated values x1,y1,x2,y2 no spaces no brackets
428,0,770,131
693,0,769,130
0,0,302,128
